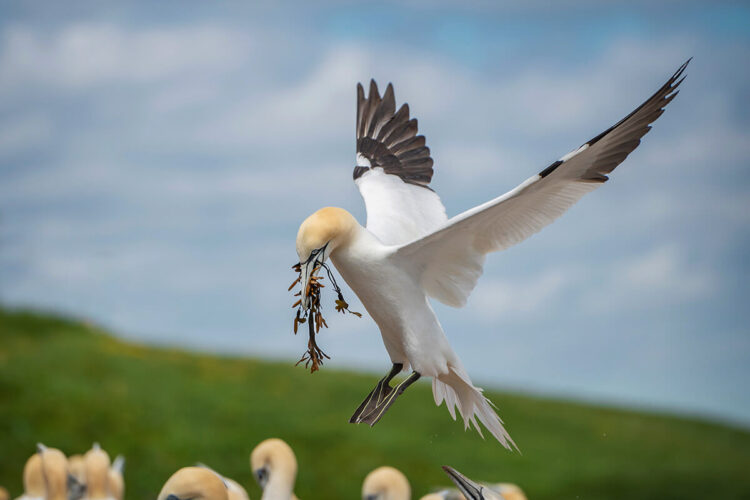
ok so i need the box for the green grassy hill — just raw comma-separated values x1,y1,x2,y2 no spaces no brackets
1,307,749,500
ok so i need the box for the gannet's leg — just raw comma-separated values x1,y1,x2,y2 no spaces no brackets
349,363,402,423
350,368,421,426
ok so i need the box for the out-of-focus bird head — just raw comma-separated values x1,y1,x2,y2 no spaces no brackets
250,438,298,492
22,450,46,497
84,443,111,500
362,466,411,500
296,207,357,308
37,443,69,500
157,467,228,500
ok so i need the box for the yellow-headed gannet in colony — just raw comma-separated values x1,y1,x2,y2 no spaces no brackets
15,452,45,500
106,456,125,500
158,467,229,500
196,464,250,500
36,444,69,500
83,444,114,500
250,439,299,500
68,454,85,480
293,59,690,449
362,466,411,500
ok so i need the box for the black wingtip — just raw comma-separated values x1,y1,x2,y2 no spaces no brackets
369,79,379,98
671,58,691,82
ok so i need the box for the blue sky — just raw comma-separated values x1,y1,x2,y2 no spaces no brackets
1,1,749,426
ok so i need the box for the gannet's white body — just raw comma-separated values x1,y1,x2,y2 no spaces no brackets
295,61,689,450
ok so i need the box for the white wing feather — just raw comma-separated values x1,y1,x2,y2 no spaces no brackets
394,60,689,307
356,168,447,245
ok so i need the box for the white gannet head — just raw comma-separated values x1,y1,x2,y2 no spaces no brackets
22,450,46,497
84,443,112,500
250,438,298,498
37,444,69,500
157,467,228,500
296,207,357,308
362,466,411,500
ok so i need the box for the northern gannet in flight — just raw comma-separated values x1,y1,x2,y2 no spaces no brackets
294,59,689,450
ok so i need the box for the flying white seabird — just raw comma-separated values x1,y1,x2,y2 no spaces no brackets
294,59,689,450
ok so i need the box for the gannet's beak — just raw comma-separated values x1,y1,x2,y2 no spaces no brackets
441,466,485,500
300,243,329,310
67,474,86,500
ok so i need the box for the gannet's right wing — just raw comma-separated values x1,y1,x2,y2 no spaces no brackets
353,80,447,245
395,59,690,307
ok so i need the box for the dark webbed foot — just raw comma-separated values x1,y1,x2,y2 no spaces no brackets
350,364,421,426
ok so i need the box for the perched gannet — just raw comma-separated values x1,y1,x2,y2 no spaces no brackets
250,439,299,500
83,444,113,500
294,59,689,449
441,467,527,500
158,467,229,500
15,452,45,500
68,454,86,486
362,466,411,500
107,456,125,500
196,463,250,500
36,444,69,500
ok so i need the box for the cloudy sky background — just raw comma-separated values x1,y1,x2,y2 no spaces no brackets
1,1,749,426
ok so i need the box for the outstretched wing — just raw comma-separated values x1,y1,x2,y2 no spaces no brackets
394,59,690,307
354,80,447,245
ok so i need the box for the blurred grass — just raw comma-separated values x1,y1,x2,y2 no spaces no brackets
1,306,749,500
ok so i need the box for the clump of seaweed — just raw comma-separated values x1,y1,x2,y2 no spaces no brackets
289,262,361,373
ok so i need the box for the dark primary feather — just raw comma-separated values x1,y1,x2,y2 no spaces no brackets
354,80,435,188
537,57,691,182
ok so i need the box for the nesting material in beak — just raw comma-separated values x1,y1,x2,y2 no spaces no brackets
289,261,361,373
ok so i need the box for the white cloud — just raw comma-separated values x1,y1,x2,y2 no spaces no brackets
0,112,52,155
469,268,569,319
586,244,718,312
0,23,249,89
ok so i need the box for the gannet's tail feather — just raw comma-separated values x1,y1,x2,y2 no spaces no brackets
433,366,518,452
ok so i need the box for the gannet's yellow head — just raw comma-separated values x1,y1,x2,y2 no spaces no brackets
37,444,69,500
84,444,111,500
68,454,86,483
362,466,411,500
157,467,228,500
296,207,357,307
22,451,46,497
0,486,8,500
250,438,298,493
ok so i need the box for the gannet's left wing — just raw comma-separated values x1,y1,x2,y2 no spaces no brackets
395,59,689,307
354,80,447,245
